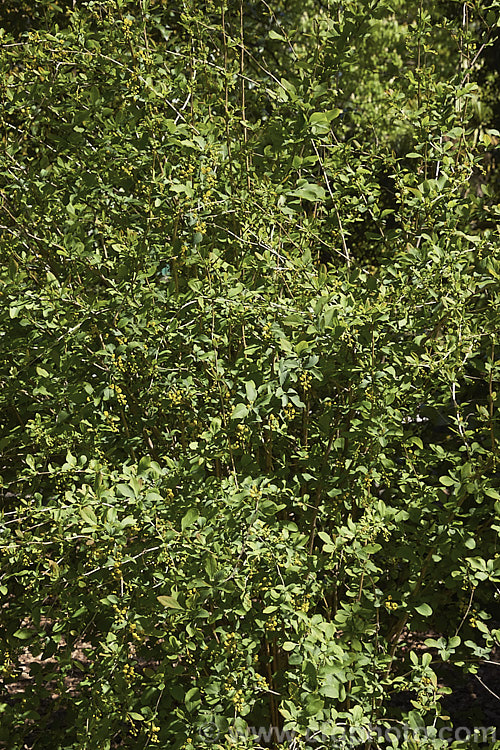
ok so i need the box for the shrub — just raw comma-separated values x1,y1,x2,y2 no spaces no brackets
1,1,499,748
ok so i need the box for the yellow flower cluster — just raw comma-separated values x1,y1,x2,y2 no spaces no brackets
266,614,278,632
167,388,183,406
255,672,268,691
123,663,135,681
284,403,296,421
129,623,144,643
385,595,399,611
224,632,237,651
469,609,478,627
113,604,128,621
231,688,245,712
249,485,261,500
102,409,120,433
112,554,123,580
125,713,140,737
137,49,153,66
262,322,273,341
123,17,133,37
194,220,206,235
298,596,310,613
178,163,195,181
234,423,250,448
299,371,313,392
109,349,123,368
109,382,127,406
268,413,279,431
183,649,195,665
149,723,160,744
0,652,14,677
201,164,217,207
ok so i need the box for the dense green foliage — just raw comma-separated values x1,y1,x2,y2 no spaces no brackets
1,1,500,748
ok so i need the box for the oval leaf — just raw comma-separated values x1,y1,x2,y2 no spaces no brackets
415,603,433,617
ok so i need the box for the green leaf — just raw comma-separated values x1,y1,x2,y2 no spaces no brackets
309,109,341,135
120,516,137,528
287,183,326,202
80,506,98,526
269,29,286,41
318,531,333,545
415,603,433,617
305,693,324,716
181,508,198,531
231,403,248,420
204,553,217,579
8,257,18,280
408,436,423,449
319,682,340,698
485,488,500,500
13,629,32,639
439,476,455,487
295,339,310,355
116,483,136,499
185,687,201,711
157,595,183,610
245,380,257,402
